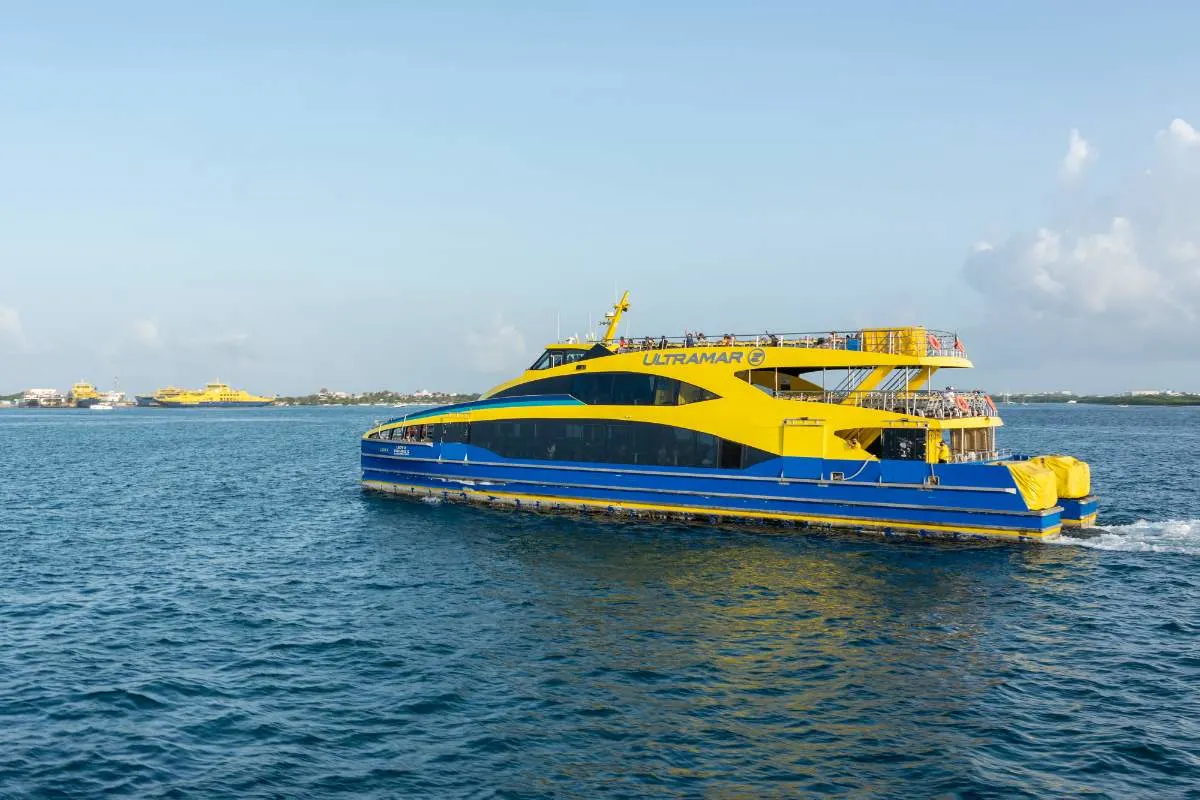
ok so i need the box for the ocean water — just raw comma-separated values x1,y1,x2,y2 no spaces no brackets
0,405,1197,798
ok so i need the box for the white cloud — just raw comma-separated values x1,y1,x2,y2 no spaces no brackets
965,119,1200,354
1060,128,1095,177
0,307,29,352
463,313,530,374
1165,118,1200,147
131,319,163,348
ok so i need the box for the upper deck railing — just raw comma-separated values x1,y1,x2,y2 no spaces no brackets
611,327,966,359
777,389,998,419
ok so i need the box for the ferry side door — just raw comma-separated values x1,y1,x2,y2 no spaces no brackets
781,418,825,478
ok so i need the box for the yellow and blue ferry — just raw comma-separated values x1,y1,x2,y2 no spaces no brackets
361,293,1097,541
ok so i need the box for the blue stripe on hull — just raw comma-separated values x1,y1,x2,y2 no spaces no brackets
359,444,1060,537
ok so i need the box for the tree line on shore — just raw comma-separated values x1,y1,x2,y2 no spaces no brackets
1008,393,1200,406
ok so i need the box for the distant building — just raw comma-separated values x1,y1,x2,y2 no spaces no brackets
1128,390,1163,396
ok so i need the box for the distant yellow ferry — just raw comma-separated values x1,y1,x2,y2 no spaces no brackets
152,382,275,408
68,381,102,408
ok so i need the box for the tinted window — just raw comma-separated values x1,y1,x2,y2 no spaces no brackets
444,422,470,444
529,349,588,370
678,382,717,405
468,418,771,469
494,372,718,406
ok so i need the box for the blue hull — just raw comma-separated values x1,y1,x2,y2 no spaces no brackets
360,439,1062,540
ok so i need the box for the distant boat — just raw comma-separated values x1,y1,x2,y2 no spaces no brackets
1066,400,1078,404
1118,404,1130,408
68,381,102,408
90,402,114,411
154,382,275,408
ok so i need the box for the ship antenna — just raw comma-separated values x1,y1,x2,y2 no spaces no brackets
601,290,630,345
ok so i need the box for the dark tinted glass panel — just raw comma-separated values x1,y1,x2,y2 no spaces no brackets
609,373,656,405
571,372,612,404
468,418,772,470
678,382,718,404
695,432,718,467
718,439,743,469
652,376,679,406
494,372,717,406
444,422,470,444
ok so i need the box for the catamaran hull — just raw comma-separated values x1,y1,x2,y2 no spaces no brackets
361,443,1084,541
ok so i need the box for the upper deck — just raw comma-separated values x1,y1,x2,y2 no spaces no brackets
526,325,971,374
618,327,968,360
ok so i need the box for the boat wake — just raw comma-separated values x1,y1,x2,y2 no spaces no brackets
1060,519,1200,555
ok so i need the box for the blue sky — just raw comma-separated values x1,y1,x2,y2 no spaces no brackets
2,2,1199,394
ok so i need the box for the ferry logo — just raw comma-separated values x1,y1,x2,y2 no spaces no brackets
642,351,745,366
748,348,766,367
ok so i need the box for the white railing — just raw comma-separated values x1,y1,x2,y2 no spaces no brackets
777,389,998,419
612,328,966,358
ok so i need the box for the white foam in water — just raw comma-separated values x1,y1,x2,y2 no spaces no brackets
1062,519,1200,555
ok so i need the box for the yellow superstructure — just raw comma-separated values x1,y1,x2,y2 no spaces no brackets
479,334,989,466
155,382,275,407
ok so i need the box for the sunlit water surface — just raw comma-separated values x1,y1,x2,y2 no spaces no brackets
0,405,1196,797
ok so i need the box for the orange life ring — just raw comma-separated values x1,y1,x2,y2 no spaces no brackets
955,396,970,413
984,394,997,414
928,334,942,351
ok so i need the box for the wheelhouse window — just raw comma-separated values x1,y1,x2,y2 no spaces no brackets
468,418,771,469
529,348,589,371
493,372,719,406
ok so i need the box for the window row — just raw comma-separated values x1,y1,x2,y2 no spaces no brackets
371,418,774,469
492,371,718,406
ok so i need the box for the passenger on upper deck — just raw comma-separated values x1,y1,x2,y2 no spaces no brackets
720,334,733,346
685,331,695,347
696,332,708,346
658,336,668,350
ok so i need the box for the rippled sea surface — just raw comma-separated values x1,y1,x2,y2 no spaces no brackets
1,405,1197,798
